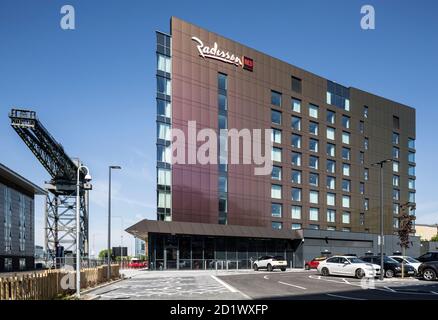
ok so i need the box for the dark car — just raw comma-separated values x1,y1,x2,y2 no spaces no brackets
360,255,416,278
417,252,438,263
418,261,438,281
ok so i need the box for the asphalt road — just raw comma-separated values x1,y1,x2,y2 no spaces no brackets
218,270,438,300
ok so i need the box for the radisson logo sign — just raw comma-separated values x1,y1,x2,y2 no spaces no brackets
191,36,253,71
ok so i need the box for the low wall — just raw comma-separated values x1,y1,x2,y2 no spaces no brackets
0,264,120,300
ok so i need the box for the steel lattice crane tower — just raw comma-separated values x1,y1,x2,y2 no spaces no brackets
9,109,92,260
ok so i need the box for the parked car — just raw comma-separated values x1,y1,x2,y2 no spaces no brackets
418,261,438,281
389,255,422,272
360,255,416,278
305,257,327,270
253,255,287,272
128,258,147,269
417,252,438,263
317,255,381,279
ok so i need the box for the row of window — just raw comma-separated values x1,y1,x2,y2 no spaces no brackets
272,185,352,207
272,203,352,223
271,104,350,126
273,221,352,232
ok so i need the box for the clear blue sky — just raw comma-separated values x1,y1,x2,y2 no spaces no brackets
0,0,437,255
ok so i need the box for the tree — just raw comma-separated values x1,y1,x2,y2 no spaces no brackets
431,234,438,242
98,249,111,259
397,203,416,278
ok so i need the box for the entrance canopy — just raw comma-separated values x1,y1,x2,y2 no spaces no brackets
126,219,303,241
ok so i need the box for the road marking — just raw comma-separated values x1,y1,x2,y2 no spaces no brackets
210,275,252,299
263,275,270,280
326,293,366,300
383,286,396,292
278,281,307,290
431,291,438,295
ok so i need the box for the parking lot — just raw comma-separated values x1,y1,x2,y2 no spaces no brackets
84,268,438,300
218,270,438,300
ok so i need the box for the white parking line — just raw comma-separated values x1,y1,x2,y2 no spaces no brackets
210,275,252,299
263,275,270,280
278,281,307,290
384,286,396,292
431,291,438,295
326,293,366,300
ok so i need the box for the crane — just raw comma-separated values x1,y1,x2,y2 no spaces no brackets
9,109,91,262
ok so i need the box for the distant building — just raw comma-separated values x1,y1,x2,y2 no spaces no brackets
0,163,46,272
34,245,45,260
416,224,438,241
135,238,145,257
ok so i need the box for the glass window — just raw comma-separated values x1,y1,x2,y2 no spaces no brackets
309,191,319,204
393,203,399,214
393,132,399,145
157,145,171,163
157,168,171,186
157,76,171,95
393,218,400,229
292,98,301,113
360,151,364,165
327,226,336,231
364,168,369,180
271,184,282,199
157,190,171,208
343,163,350,176
327,176,336,190
327,110,335,124
360,213,365,225
342,147,351,160
342,179,351,192
364,137,369,150
309,173,319,186
271,166,282,181
291,188,302,202
309,104,319,118
219,176,228,193
309,138,319,152
292,76,302,93
157,122,171,141
327,160,336,174
291,170,302,184
408,152,415,163
408,178,415,189
309,122,318,135
408,138,415,149
342,195,351,208
218,93,227,111
292,223,302,230
291,134,301,148
291,205,302,219
271,203,282,218
342,115,350,129
272,222,283,230
309,156,319,170
218,73,227,90
393,189,400,201
393,147,400,159
393,161,399,173
359,121,364,134
218,114,227,130
291,152,301,166
291,116,301,131
393,175,400,187
157,54,171,73
342,132,350,145
408,165,415,176
409,192,416,203
342,212,351,224
271,128,282,144
272,147,282,162
327,143,335,157
363,106,368,118
342,227,351,232
309,208,319,221
360,182,365,195
157,99,171,118
309,224,320,230
327,210,336,223
327,193,336,206
327,127,335,140
364,198,369,211
271,90,282,107
271,109,282,125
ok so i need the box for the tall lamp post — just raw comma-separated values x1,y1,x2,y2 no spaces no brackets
108,165,122,280
76,163,92,299
372,159,393,281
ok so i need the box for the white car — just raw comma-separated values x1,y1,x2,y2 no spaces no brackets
389,255,422,272
253,255,287,272
317,256,381,279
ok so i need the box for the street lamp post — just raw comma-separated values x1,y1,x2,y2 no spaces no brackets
372,159,393,281
76,163,92,299
107,165,122,280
